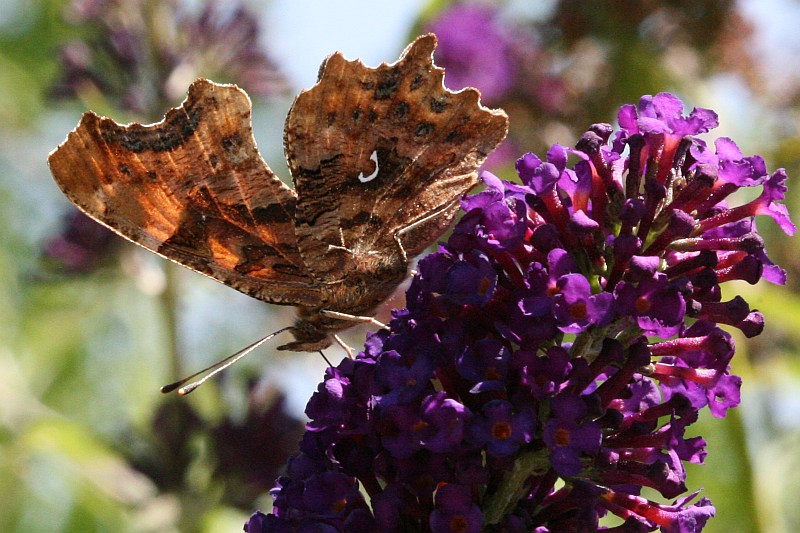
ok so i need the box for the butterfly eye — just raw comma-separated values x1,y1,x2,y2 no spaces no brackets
357,150,380,183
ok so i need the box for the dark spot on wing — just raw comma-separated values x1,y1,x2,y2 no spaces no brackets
273,263,304,276
253,202,294,224
375,73,401,100
340,210,376,230
101,104,202,153
415,123,434,137
352,108,361,121
223,202,255,226
410,74,425,90
235,244,281,274
298,204,337,228
159,195,212,257
445,130,466,144
430,96,449,113
222,134,243,152
118,164,131,175
393,101,409,119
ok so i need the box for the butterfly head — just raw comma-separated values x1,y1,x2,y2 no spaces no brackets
276,307,343,352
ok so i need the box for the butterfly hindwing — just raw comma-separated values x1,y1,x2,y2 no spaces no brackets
48,79,322,306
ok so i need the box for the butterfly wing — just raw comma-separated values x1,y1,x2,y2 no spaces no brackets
48,79,322,306
285,34,508,280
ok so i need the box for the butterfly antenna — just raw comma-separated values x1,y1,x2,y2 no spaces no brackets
318,350,333,367
161,326,294,395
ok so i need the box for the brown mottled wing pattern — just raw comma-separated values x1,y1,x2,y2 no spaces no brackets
285,34,509,280
48,79,322,306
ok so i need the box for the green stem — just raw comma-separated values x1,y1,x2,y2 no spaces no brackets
483,447,550,525
162,261,182,380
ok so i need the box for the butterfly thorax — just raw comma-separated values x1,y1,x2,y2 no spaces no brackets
278,257,409,352
279,312,337,351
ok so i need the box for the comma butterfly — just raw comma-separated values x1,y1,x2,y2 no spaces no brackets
48,34,508,354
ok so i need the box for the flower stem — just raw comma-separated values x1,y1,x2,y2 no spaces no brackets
162,261,182,380
483,447,550,524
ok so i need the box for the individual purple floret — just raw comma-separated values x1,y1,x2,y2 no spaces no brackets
248,93,793,532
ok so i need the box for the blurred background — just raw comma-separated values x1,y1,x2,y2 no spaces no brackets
1,0,799,531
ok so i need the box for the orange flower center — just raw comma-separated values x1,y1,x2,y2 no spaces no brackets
484,367,502,380
492,421,513,440
450,515,469,533
479,277,492,296
570,302,587,320
554,427,571,446
635,295,651,314
332,498,348,513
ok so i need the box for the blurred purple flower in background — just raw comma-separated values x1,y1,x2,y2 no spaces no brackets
53,0,286,115
427,4,517,103
422,0,753,175
41,209,120,273
129,384,305,513
246,92,793,532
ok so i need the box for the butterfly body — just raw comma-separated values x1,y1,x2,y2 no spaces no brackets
284,250,409,351
48,35,508,353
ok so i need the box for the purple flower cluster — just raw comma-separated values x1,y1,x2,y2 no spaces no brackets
246,94,794,532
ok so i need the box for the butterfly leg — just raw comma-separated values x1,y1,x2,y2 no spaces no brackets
393,231,410,263
320,309,389,330
393,198,460,263
332,334,355,358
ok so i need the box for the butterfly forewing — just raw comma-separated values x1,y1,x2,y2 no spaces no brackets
48,79,322,307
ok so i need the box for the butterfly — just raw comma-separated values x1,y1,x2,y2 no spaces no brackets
48,34,508,355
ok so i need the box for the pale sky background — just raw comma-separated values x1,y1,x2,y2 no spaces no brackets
265,0,429,89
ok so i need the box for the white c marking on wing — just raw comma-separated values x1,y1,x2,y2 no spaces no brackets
357,150,379,183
